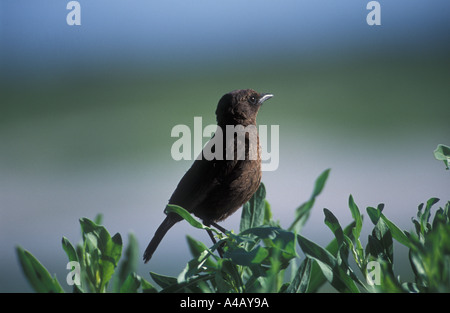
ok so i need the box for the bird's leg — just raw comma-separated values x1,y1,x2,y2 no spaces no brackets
206,228,224,258
210,222,228,234
204,220,225,258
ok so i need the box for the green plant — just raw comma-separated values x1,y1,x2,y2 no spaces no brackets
158,179,449,293
434,144,450,170
17,146,450,293
17,215,157,293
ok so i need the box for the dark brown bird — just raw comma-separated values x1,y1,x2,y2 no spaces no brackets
143,89,273,263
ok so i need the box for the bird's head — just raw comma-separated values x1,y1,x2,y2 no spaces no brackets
215,89,273,126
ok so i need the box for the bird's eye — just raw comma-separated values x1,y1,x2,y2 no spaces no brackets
248,95,257,105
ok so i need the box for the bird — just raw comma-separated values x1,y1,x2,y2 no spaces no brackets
143,89,273,263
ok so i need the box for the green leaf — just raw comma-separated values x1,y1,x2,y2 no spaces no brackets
297,235,359,293
434,144,450,169
161,274,215,293
413,199,440,238
240,226,293,241
409,250,427,287
322,209,365,289
149,272,178,289
367,206,382,225
140,277,158,293
62,237,83,292
62,237,79,263
312,168,331,197
79,218,108,250
348,195,362,227
99,233,122,289
94,213,103,225
323,208,354,269
289,169,330,233
223,246,269,266
186,235,217,268
348,195,363,240
306,221,356,293
374,217,393,257
119,273,141,293
240,183,266,232
164,204,218,234
216,258,244,293
323,209,345,248
120,273,159,293
432,201,450,228
422,198,440,232
178,249,213,283
215,270,232,293
402,282,422,293
115,232,139,292
263,200,273,225
346,196,365,267
366,206,412,249
380,214,411,248
16,246,64,293
240,226,296,259
285,257,312,293
79,217,123,292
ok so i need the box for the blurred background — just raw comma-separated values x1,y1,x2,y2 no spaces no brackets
1,0,449,292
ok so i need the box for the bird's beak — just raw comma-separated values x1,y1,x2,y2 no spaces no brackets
258,93,273,105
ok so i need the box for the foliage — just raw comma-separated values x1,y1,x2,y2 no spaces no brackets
16,146,450,292
17,215,156,293
434,144,450,170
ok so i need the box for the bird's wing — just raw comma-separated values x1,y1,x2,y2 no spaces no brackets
168,130,247,212
168,144,239,212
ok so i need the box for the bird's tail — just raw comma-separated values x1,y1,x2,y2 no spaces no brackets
143,213,181,263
